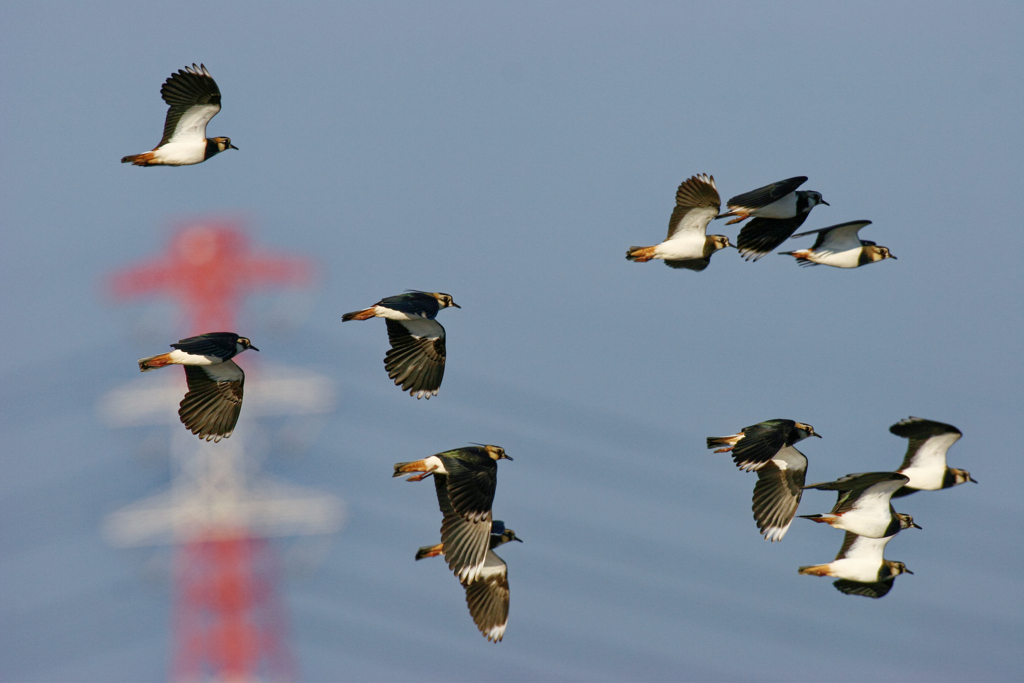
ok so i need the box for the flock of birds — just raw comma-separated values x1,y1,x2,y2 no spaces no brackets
125,64,971,642
707,417,973,598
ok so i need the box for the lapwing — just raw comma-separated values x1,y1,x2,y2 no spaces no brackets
715,176,828,261
121,64,237,166
625,174,733,271
342,291,459,398
780,220,896,268
800,472,921,538
394,445,512,583
138,332,258,441
798,530,912,599
889,416,975,497
707,419,821,541
416,520,523,642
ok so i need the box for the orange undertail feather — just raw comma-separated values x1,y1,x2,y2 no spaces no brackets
415,543,444,561
341,307,376,321
121,151,157,166
723,210,748,225
625,246,657,262
393,459,433,481
138,352,174,372
707,434,742,452
798,565,832,576
801,515,831,525
780,250,810,259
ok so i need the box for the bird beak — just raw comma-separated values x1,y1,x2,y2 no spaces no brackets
452,303,461,308
230,143,239,150
728,243,738,249
904,568,914,575
912,521,922,530
820,200,830,206
969,476,978,483
250,345,260,352
503,454,513,461
813,432,823,438
889,254,898,260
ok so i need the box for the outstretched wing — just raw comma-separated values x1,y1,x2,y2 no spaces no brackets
171,332,239,358
890,416,962,471
666,174,721,240
384,318,446,398
728,420,796,471
179,361,244,441
750,446,807,542
736,213,811,261
726,176,807,211
791,221,872,252
832,578,896,599
159,64,222,146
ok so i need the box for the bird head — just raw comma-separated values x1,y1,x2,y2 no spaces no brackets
898,513,921,530
500,529,524,544
213,137,239,151
871,246,897,261
794,422,822,440
952,468,977,485
802,191,828,209
433,292,460,309
710,235,733,251
482,444,512,462
889,561,913,576
237,337,259,352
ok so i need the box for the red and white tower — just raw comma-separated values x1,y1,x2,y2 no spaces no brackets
99,221,343,683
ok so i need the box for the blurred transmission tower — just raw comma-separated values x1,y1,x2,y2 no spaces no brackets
99,221,343,683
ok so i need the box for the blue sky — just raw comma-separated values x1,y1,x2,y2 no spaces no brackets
2,2,1022,681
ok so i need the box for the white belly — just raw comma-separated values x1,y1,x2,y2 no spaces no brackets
835,508,892,537
827,557,883,582
808,247,862,268
373,306,425,321
899,466,944,491
168,349,219,365
751,193,798,219
152,141,208,165
653,235,705,261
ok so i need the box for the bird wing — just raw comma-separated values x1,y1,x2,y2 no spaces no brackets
463,550,510,642
665,175,721,240
725,176,807,211
790,221,871,252
834,530,893,562
890,417,962,471
378,292,441,318
728,420,796,471
384,318,446,398
663,257,711,271
806,472,909,515
434,469,494,584
736,213,811,261
832,578,895,599
179,361,244,442
750,446,807,542
159,64,222,146
171,332,239,358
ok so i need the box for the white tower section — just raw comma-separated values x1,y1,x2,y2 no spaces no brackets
98,361,344,547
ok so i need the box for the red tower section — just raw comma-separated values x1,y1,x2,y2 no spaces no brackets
109,221,313,682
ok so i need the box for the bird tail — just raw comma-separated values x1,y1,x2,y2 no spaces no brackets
625,246,657,262
138,352,174,372
706,433,742,453
798,564,831,576
798,514,831,524
121,152,155,166
415,543,444,561
392,459,433,481
341,307,376,321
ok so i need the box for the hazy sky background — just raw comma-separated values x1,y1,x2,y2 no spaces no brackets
2,1,1023,681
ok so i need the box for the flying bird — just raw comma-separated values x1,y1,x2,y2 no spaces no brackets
798,530,912,599
394,445,512,583
780,220,896,268
707,419,821,541
800,472,921,538
889,416,975,497
416,520,523,642
121,63,237,166
715,176,828,261
625,174,733,271
342,291,459,398
137,332,258,441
